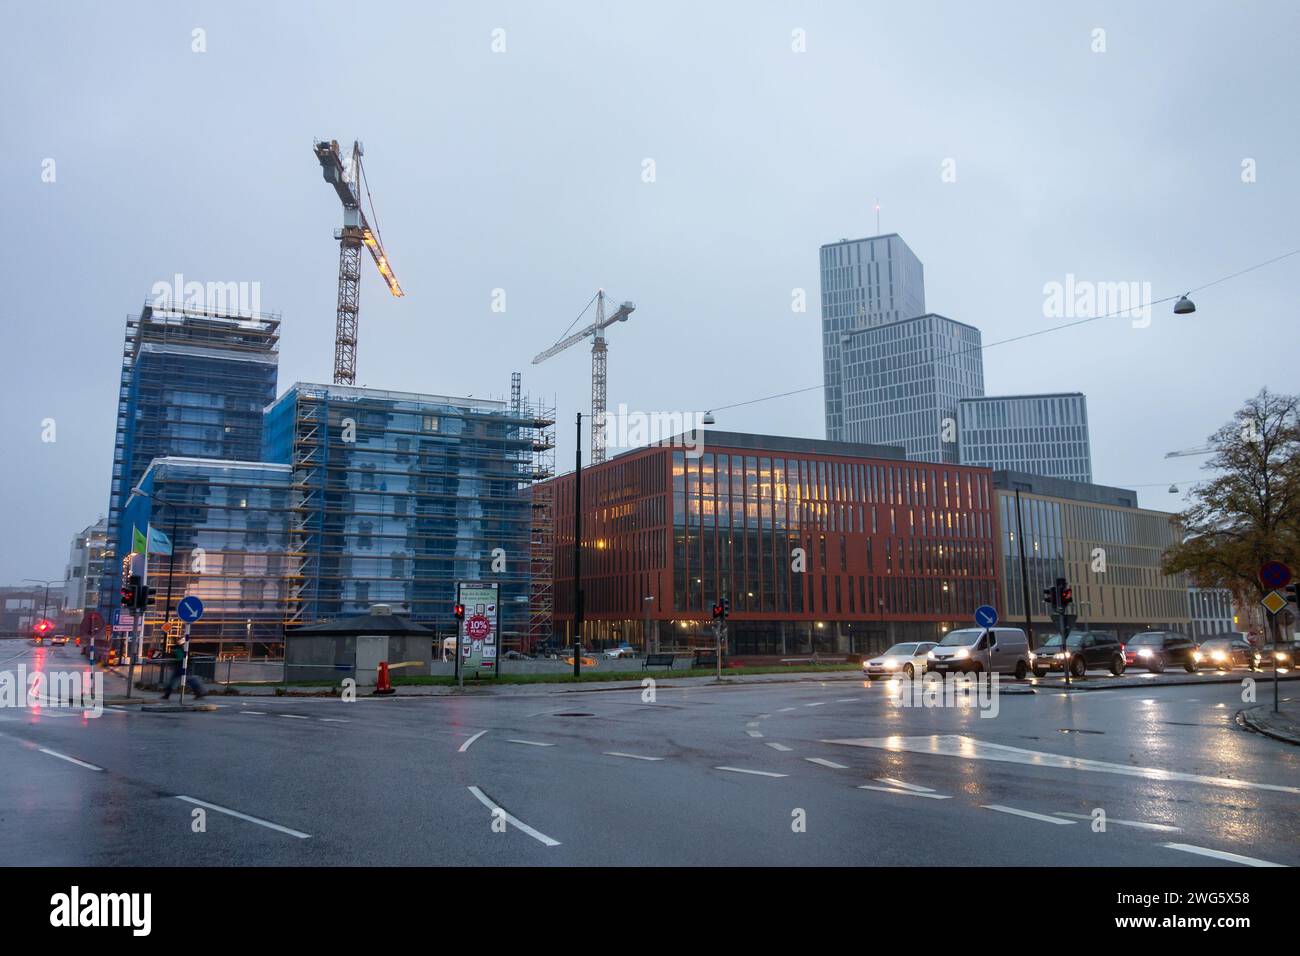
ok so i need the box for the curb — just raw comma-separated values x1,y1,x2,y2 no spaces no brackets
1237,705,1300,746
1032,673,1300,693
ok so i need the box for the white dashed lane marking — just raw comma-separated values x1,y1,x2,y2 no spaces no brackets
982,804,1075,824
458,730,487,752
1053,812,1180,832
467,786,561,847
875,777,935,793
859,784,951,800
715,766,787,778
604,752,664,761
506,739,554,747
1162,843,1283,867
745,730,764,738
175,795,310,839
765,742,793,752
39,748,103,772
805,758,849,769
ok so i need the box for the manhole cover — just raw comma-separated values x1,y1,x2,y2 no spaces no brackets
552,712,594,717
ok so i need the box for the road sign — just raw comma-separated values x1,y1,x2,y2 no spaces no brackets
974,605,998,628
1260,561,1293,590
176,595,205,623
1261,590,1287,615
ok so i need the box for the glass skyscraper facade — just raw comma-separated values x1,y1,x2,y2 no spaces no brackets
100,305,280,615
547,431,1001,656
959,393,1093,483
993,471,1189,641
820,234,926,441
839,314,985,463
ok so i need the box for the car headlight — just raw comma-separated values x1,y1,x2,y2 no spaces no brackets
883,658,899,669
1053,652,1066,660
927,651,937,659
1211,651,1226,662
954,648,970,660
1028,652,1036,662
1138,648,1153,657
1193,652,1203,662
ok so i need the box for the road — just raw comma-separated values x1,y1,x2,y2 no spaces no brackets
1,642,1297,866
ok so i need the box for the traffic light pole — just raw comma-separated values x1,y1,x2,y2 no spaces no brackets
573,413,583,680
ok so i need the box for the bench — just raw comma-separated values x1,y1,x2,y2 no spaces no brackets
643,653,676,670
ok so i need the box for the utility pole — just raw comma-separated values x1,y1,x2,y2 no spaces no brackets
573,413,583,679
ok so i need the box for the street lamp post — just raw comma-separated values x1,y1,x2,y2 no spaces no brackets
22,578,57,635
643,596,655,654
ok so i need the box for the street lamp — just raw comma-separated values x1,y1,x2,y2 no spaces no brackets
643,596,655,654
22,578,58,634
1173,294,1196,315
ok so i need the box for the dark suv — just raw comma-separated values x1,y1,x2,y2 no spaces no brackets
1123,631,1199,673
1032,631,1125,678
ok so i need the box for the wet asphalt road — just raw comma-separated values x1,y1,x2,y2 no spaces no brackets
1,642,1297,867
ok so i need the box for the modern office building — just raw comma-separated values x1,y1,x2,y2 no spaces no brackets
820,234,926,441
61,517,108,634
991,471,1190,643
0,585,65,637
1187,587,1238,640
99,304,280,615
541,431,1002,657
958,393,1093,483
839,313,985,463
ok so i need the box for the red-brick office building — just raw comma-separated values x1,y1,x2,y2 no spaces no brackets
541,431,1002,657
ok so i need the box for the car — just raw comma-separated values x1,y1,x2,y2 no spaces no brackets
863,642,936,680
926,627,1031,679
1123,631,1198,673
1258,640,1299,669
1031,631,1125,678
604,642,636,659
1193,636,1259,671
51,635,69,647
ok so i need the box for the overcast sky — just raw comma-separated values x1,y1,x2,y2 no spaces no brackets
4,0,1298,584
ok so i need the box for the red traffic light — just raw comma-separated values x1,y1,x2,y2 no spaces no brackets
34,619,53,635
453,603,466,620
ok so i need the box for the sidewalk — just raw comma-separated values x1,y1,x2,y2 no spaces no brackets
1239,698,1300,745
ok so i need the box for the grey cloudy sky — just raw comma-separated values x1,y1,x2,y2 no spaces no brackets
3,0,1298,583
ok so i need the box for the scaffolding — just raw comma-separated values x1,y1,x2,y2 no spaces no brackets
519,376,557,649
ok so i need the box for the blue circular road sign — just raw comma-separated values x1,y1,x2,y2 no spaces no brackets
974,605,999,628
177,595,205,623
1260,561,1293,590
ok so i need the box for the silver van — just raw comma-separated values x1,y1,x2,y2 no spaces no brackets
926,626,1031,679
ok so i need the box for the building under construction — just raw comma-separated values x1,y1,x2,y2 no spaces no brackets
128,380,555,656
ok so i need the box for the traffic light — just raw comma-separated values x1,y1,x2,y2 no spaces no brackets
121,575,140,608
1059,585,1073,609
1286,583,1298,607
712,601,723,620
720,597,730,620
453,602,466,622
33,619,53,637
1041,585,1058,609
139,585,157,610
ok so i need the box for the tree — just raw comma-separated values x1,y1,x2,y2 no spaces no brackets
1162,389,1300,619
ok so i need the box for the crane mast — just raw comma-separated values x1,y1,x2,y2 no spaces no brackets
531,290,636,465
313,139,403,385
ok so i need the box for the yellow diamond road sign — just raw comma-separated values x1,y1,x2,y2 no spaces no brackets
1261,590,1287,615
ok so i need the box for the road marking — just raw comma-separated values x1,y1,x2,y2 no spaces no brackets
319,718,350,723
278,714,309,720
506,739,554,747
467,786,561,847
174,796,310,839
875,777,934,793
745,730,764,738
858,785,951,799
1163,843,1283,867
765,742,793,752
805,702,827,707
39,748,103,772
746,721,760,728
715,766,788,778
823,734,1300,795
983,804,1075,824
458,730,487,752
805,757,849,769
756,713,771,719
243,711,267,716
777,707,796,712
836,698,857,703
1053,812,1180,832
604,752,664,761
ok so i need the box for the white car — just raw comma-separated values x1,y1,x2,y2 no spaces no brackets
604,643,635,659
863,642,936,680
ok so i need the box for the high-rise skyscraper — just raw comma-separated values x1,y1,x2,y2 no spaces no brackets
99,304,280,612
820,233,926,441
957,393,1093,483
839,313,985,462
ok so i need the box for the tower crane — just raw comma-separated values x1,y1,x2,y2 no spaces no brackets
532,290,635,464
313,139,404,385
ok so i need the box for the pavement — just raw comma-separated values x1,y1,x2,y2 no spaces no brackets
1239,698,1300,745
2,640,1298,866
